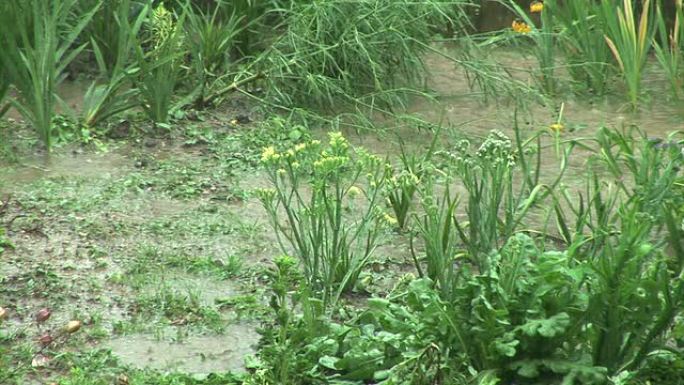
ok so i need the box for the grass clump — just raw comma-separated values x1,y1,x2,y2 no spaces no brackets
0,0,98,150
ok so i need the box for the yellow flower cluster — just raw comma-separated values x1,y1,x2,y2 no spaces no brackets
313,156,349,172
328,132,349,151
530,1,543,13
382,213,398,226
512,20,532,34
261,146,280,163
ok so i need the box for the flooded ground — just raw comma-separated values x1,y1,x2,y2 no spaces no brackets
107,323,258,375
1,48,683,382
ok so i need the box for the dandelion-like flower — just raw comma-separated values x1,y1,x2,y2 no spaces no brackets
261,146,278,163
512,20,532,34
530,1,543,13
549,123,564,132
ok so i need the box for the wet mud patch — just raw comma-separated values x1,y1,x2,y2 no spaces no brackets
107,323,259,374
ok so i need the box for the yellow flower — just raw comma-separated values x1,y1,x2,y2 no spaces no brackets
512,20,532,34
530,1,543,13
383,213,398,226
294,143,307,152
549,123,564,132
261,146,279,162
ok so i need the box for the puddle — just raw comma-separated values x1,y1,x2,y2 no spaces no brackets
0,150,130,188
147,273,239,306
107,323,259,374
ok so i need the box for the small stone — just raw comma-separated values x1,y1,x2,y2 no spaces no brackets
66,320,82,334
36,308,51,323
31,354,50,368
235,114,251,124
38,334,53,347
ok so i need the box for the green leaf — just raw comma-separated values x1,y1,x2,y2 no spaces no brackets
288,129,303,141
319,355,340,370
519,312,570,338
514,361,540,378
494,337,519,357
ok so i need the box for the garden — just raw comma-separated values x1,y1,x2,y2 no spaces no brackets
1,0,684,384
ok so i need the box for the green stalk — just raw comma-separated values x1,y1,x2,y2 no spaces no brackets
603,0,655,109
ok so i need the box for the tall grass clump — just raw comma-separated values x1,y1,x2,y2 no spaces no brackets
182,0,242,108
76,0,126,77
257,131,389,307
257,0,470,110
505,0,557,94
653,0,684,99
0,0,98,150
602,0,655,108
134,3,187,125
547,0,613,95
81,0,150,128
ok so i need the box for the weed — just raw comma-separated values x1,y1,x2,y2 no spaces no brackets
258,132,389,306
132,283,224,332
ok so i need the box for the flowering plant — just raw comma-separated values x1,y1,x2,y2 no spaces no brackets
258,132,389,306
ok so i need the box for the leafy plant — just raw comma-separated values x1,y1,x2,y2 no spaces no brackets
554,126,684,375
0,0,98,150
257,132,388,306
